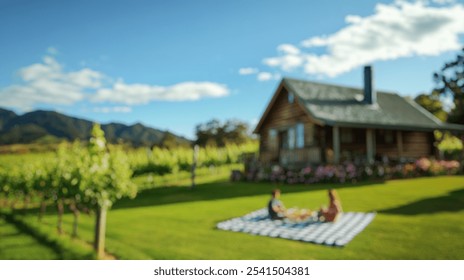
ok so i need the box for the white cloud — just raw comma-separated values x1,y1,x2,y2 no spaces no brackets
263,44,305,71
263,55,305,71
1,56,104,110
431,0,456,4
92,81,229,104
264,1,464,77
257,72,280,82
238,67,259,75
301,36,329,47
238,67,281,82
1,55,230,110
93,106,132,113
277,44,301,55
345,15,363,24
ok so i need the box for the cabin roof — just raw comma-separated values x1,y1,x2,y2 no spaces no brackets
254,77,464,133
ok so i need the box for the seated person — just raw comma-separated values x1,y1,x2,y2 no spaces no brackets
319,189,343,222
268,189,286,220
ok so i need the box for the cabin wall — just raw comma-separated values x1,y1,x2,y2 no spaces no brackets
325,129,435,162
258,86,319,165
257,87,435,167
401,131,434,159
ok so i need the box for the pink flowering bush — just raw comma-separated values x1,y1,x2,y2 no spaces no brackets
242,157,461,184
416,158,432,172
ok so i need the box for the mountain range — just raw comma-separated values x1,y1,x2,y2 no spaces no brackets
0,108,191,147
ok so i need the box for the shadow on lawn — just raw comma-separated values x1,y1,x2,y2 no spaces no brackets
0,212,94,260
379,188,464,215
0,213,63,258
112,179,385,210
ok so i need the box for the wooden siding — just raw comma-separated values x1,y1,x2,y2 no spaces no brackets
279,147,321,167
257,86,436,166
401,131,434,158
259,88,309,132
376,131,433,159
258,86,315,163
327,130,435,162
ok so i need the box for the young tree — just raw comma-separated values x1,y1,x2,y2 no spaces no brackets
33,164,52,222
51,144,75,234
7,167,23,210
57,142,85,237
81,124,137,258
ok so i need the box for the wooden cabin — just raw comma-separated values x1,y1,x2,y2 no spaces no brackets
254,66,464,167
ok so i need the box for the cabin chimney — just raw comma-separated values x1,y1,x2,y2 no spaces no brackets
363,65,376,105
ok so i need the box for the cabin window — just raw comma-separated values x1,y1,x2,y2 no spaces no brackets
279,124,305,150
288,127,295,150
341,128,354,143
269,129,277,139
279,130,288,149
296,123,304,148
288,92,294,103
268,129,277,150
306,123,315,145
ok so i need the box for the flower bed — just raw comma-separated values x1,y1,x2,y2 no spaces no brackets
239,158,461,184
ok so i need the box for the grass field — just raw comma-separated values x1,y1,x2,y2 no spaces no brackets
3,175,461,260
0,219,59,260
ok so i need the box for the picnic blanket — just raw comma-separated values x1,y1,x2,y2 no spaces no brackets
216,208,375,247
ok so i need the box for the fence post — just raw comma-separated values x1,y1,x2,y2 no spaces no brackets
191,145,199,189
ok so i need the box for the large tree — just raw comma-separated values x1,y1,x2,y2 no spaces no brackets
434,48,464,124
195,119,250,147
414,93,448,121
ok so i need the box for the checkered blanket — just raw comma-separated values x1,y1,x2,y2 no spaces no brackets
217,208,375,247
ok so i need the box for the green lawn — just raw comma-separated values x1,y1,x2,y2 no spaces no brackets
17,175,462,260
0,218,59,260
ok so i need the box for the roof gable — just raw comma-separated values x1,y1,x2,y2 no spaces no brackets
253,81,322,134
255,77,464,133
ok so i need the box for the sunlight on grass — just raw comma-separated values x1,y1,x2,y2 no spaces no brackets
0,176,464,259
10,176,462,260
0,219,59,260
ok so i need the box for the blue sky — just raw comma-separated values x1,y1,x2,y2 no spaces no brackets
0,0,463,139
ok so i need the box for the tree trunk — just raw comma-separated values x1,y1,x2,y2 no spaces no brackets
38,199,47,222
191,163,196,189
70,203,80,238
191,145,199,189
57,199,64,234
22,195,31,214
94,205,108,259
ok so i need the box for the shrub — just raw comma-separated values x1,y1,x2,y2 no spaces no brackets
242,157,460,185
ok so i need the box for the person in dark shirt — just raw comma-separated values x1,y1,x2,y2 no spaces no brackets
268,189,286,220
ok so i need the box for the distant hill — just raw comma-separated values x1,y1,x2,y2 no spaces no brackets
0,108,191,147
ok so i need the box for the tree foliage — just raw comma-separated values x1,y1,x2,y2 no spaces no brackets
160,131,191,149
195,119,250,147
0,123,137,258
414,93,448,121
434,48,464,124
81,124,136,209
